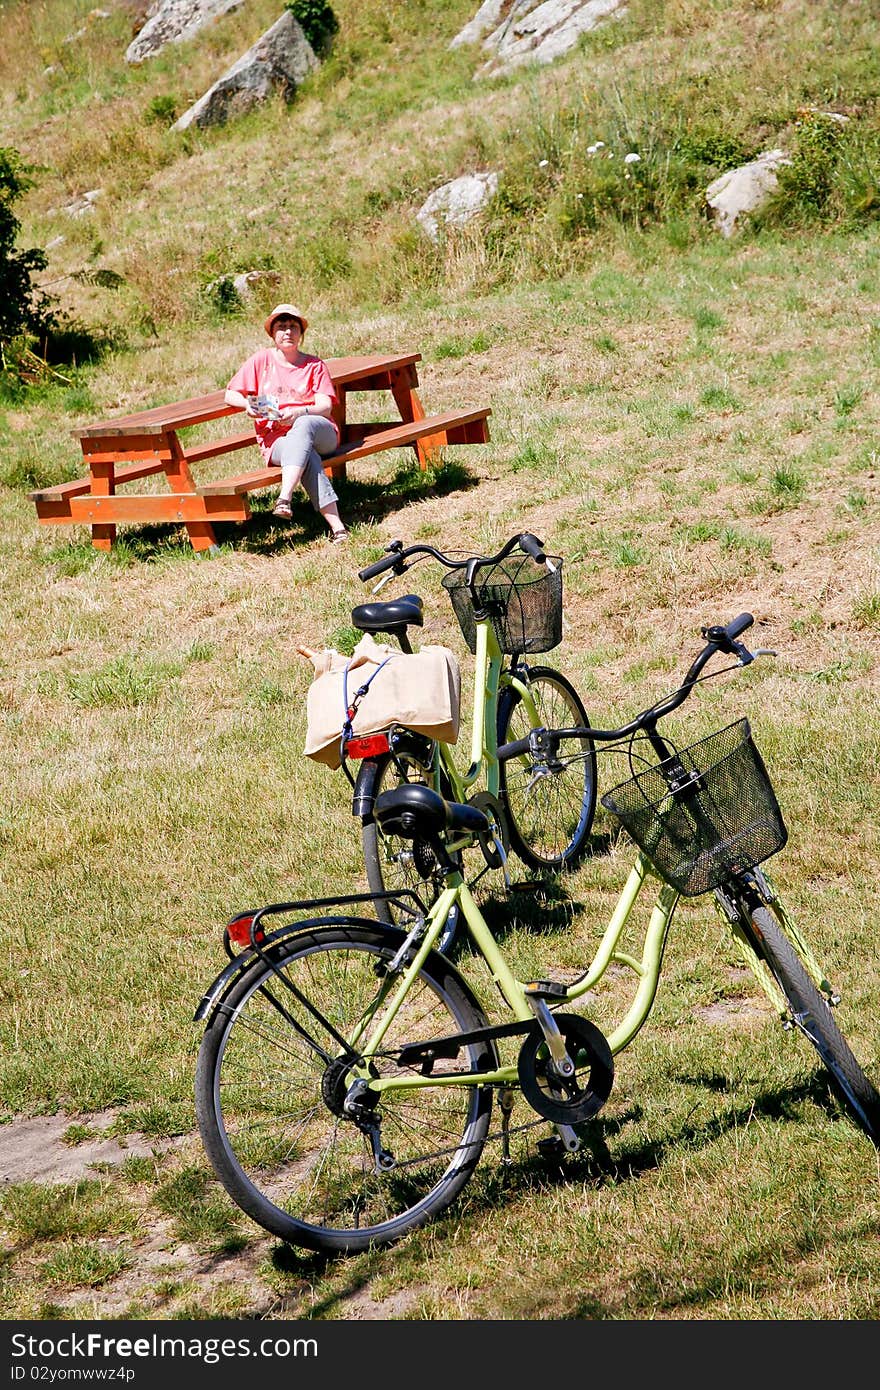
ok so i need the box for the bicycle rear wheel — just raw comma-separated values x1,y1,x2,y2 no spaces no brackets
360,743,462,953
195,922,494,1255
745,905,880,1144
498,666,597,871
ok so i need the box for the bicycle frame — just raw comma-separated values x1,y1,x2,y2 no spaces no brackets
348,851,682,1099
428,615,541,805
349,858,834,1104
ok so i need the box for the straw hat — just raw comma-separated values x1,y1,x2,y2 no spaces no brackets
264,303,309,337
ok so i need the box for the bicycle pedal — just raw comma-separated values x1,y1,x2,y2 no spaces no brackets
536,1135,567,1160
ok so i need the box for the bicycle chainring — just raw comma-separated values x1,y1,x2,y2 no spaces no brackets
517,1013,614,1125
468,791,510,872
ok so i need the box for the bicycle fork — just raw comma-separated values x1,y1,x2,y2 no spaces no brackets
714,868,840,1012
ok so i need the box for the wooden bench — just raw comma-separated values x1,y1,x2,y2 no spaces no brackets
29,352,491,553
199,408,492,497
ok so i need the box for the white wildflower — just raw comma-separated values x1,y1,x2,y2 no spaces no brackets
624,152,641,165
538,159,549,168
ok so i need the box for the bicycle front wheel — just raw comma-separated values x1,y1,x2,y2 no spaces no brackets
361,745,462,953
498,666,597,870
746,905,880,1144
195,922,494,1255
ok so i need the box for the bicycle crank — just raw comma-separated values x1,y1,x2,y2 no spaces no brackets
517,1013,614,1125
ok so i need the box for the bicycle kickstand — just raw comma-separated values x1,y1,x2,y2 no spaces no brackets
498,1087,516,1165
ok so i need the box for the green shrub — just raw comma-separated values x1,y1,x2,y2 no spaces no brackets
144,95,178,127
0,147,55,347
203,275,243,318
777,112,845,216
286,0,340,55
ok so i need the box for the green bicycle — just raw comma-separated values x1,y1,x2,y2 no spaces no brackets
345,532,598,953
194,612,880,1255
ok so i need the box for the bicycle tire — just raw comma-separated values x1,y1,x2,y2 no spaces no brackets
361,745,462,954
195,922,494,1255
498,666,598,871
745,905,880,1144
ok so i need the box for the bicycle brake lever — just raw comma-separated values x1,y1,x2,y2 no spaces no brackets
732,641,754,665
371,571,397,595
750,647,777,660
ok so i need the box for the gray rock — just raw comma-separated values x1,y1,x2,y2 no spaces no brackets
416,172,500,241
232,269,282,297
172,12,318,131
126,0,243,64
205,269,282,300
705,150,791,237
449,0,514,49
63,188,105,217
451,0,627,76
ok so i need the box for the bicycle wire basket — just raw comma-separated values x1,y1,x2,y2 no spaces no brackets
441,554,563,655
599,718,788,897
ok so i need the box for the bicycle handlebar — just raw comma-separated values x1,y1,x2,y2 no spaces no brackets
357,531,548,585
498,612,764,760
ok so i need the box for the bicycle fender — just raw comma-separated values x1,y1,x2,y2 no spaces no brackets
351,731,436,820
352,757,383,820
193,918,497,1064
193,914,381,1024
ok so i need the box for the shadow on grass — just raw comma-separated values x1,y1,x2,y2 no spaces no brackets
474,879,587,943
43,459,480,566
253,1071,859,1314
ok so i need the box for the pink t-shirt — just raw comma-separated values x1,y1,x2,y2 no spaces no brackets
226,349,341,461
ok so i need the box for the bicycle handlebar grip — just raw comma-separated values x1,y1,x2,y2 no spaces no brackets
519,531,546,563
497,736,532,761
725,612,754,639
358,547,404,582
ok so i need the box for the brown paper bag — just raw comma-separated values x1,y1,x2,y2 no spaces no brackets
302,633,461,769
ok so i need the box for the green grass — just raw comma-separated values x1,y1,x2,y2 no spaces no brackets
0,0,878,1325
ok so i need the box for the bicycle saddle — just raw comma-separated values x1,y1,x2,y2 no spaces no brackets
374,783,488,838
351,594,424,634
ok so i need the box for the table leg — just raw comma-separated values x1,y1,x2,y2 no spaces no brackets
87,457,117,551
329,394,348,482
162,433,218,552
389,365,441,470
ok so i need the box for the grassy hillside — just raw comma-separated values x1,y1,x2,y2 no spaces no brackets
0,0,878,1321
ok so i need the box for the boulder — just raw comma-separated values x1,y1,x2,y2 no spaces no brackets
171,12,317,131
416,172,500,241
126,0,243,64
451,0,627,77
205,269,282,301
705,150,791,237
449,0,512,49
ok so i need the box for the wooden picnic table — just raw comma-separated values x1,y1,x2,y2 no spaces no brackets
29,351,491,553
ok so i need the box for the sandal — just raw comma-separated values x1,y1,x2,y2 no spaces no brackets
272,499,293,519
330,529,350,545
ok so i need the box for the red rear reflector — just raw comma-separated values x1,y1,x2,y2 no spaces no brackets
227,914,264,949
345,733,391,759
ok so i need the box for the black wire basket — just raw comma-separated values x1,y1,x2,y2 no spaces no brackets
600,718,787,897
441,555,563,655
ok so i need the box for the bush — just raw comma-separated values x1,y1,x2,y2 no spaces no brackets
286,0,339,55
144,95,178,127
0,147,55,348
777,112,845,216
